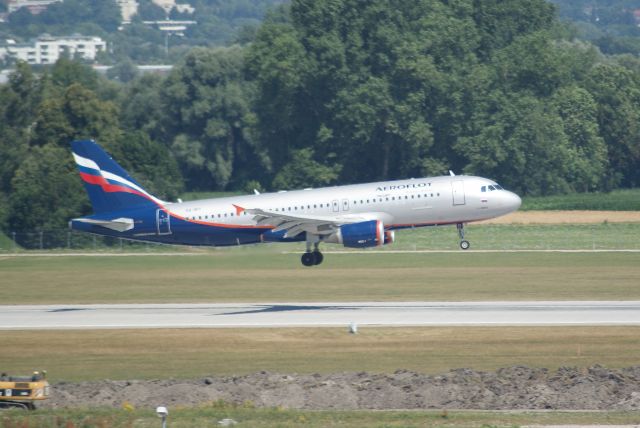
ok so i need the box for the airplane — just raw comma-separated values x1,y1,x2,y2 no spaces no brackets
69,139,522,266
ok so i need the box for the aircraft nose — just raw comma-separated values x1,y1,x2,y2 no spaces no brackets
507,191,522,212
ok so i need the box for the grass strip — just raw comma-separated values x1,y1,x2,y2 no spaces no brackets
2,408,640,428
1,252,638,304
1,327,639,382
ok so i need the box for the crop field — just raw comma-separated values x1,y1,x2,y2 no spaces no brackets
520,188,640,211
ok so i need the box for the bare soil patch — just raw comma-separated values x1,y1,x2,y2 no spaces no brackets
44,366,640,411
481,210,640,224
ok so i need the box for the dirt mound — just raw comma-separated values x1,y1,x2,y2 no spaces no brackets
44,366,640,410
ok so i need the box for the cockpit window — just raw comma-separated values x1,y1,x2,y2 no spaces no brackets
494,184,503,190
481,186,486,192
488,185,496,191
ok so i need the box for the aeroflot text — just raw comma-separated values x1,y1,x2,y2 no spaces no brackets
376,182,429,192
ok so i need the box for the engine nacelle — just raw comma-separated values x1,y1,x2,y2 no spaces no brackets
325,220,384,248
383,230,395,245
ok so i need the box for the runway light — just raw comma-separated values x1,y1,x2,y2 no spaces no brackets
349,322,358,334
156,406,168,428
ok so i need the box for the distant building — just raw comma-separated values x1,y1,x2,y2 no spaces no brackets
0,34,106,65
152,0,194,15
116,0,139,24
142,20,196,35
7,0,62,15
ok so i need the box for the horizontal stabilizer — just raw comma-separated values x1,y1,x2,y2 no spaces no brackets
73,217,134,232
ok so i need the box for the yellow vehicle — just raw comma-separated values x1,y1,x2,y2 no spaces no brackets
0,371,50,410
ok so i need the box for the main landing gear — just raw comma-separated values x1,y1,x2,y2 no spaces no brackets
457,223,470,250
301,240,324,266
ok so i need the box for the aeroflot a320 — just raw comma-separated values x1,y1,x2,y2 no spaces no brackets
69,140,522,266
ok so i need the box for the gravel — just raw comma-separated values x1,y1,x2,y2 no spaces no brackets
42,365,640,410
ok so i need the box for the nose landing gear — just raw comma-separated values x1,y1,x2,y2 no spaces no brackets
457,223,470,250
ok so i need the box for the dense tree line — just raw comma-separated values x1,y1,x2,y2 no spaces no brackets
1,0,640,235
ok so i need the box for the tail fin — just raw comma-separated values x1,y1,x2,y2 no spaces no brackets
71,140,164,214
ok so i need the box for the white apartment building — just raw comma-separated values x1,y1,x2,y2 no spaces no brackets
7,0,62,14
1,34,106,65
116,0,139,23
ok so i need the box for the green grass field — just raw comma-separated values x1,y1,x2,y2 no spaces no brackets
3,407,640,428
1,251,639,304
1,327,639,382
521,188,640,211
3,222,639,252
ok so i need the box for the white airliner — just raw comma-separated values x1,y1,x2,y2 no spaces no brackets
70,140,522,266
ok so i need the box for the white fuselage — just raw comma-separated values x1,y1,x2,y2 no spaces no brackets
169,175,521,229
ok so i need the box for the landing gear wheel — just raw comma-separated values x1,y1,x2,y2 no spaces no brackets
313,250,324,265
301,252,315,267
460,240,470,250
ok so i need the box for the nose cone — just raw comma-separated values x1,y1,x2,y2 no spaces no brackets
506,191,522,213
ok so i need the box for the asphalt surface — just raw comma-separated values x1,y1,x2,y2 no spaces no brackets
1,301,639,329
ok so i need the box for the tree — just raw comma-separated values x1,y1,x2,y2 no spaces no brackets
162,46,264,190
272,148,341,190
584,63,640,187
30,83,121,147
551,86,608,192
7,144,90,233
51,57,99,91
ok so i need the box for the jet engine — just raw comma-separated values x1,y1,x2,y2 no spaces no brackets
325,220,392,248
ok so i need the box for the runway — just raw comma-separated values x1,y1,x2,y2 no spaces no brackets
1,301,640,330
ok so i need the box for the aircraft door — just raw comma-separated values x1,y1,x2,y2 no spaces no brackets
451,180,466,206
332,200,340,212
156,209,171,235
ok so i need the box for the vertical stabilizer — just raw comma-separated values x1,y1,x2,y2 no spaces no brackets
71,140,163,214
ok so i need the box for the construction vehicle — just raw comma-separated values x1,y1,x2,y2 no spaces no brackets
0,371,50,410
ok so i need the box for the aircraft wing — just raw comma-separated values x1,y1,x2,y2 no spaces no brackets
246,208,373,238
